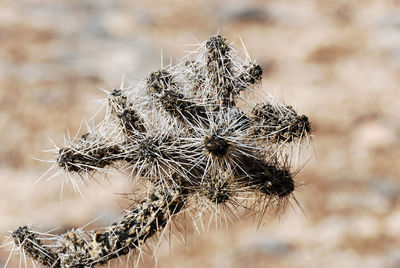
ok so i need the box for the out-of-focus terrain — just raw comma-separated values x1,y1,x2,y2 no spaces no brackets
1,1,400,267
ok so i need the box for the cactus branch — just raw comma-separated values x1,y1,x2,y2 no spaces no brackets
10,35,312,267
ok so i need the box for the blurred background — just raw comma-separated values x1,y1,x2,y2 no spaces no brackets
1,0,400,267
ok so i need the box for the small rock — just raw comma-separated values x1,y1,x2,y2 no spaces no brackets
252,239,293,255
246,236,294,255
368,179,399,202
223,6,273,23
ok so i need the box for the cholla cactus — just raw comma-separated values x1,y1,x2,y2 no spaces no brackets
9,35,311,267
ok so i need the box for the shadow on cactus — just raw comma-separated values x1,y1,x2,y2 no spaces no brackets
9,35,311,267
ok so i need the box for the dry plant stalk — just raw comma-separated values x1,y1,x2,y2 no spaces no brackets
8,35,311,267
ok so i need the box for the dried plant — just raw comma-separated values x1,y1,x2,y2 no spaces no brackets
7,35,311,267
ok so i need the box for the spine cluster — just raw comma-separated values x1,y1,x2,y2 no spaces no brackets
10,35,311,267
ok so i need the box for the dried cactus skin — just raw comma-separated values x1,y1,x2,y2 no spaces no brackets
57,185,185,267
13,185,185,268
57,140,122,173
12,226,60,267
10,35,312,267
147,69,208,125
251,102,311,143
205,35,235,104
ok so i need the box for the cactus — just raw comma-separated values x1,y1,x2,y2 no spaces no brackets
9,35,311,267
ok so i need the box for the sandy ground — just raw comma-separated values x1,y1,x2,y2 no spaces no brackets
1,0,400,267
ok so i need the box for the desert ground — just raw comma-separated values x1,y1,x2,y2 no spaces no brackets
0,1,400,267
